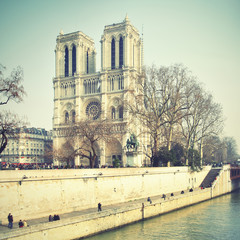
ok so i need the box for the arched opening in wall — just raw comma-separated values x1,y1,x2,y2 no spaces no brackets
84,80,87,94
119,106,123,119
65,111,69,124
111,77,114,91
119,36,123,68
111,38,115,69
72,45,76,76
73,83,76,95
65,46,69,77
71,111,76,123
88,80,91,94
78,142,101,167
87,50,89,74
111,107,116,120
105,139,122,167
118,75,124,90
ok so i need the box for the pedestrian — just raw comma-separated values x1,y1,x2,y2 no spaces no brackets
98,202,102,211
147,197,152,204
8,213,13,229
18,220,24,228
23,220,28,227
49,215,53,222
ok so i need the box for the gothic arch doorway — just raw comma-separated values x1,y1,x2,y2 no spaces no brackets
105,139,123,166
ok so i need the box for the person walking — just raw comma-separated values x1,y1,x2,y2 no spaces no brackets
98,202,102,211
8,213,13,229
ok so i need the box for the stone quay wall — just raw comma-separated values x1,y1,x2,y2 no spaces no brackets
0,165,237,240
0,166,211,225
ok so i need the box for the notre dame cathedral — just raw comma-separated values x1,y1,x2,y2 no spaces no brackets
53,16,149,167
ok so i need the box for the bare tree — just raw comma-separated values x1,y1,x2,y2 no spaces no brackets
127,65,173,161
179,82,205,151
0,111,22,154
127,64,196,164
0,65,25,105
179,81,224,166
160,64,195,151
202,136,226,164
223,137,239,162
0,65,26,154
197,95,224,159
64,119,121,168
53,140,75,167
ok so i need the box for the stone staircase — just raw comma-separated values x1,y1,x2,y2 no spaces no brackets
200,168,221,188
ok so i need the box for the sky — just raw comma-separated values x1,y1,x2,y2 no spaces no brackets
0,0,239,153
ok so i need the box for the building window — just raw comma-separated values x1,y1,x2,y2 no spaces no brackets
86,101,101,120
111,38,115,69
118,75,124,90
119,106,123,119
72,45,76,76
112,107,116,120
87,51,89,74
111,78,114,91
119,37,123,68
65,46,69,77
72,111,76,123
65,112,69,123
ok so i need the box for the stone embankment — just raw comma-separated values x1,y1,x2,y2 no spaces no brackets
0,165,235,240
0,187,210,240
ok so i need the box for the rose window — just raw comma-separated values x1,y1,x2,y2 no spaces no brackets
86,101,101,120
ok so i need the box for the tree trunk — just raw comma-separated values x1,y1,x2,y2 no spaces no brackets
0,132,8,154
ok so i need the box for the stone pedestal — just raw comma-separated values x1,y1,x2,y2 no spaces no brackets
126,151,141,167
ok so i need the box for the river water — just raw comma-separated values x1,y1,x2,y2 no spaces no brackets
85,190,240,240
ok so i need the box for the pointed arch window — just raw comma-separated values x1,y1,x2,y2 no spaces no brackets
65,85,67,96
65,47,69,77
111,38,115,69
119,106,123,119
111,77,114,91
87,51,89,74
65,112,69,124
72,111,76,123
119,37,123,68
112,107,116,120
72,45,76,76
84,80,87,94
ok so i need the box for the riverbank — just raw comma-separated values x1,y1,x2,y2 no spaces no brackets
0,165,235,239
0,187,224,240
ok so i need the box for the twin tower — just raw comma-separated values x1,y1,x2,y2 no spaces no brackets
53,16,147,167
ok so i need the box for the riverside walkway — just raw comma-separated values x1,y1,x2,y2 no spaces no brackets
0,187,202,239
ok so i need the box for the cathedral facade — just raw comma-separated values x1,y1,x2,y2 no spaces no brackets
53,16,149,167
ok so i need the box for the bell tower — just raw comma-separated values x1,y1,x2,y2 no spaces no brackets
101,15,142,72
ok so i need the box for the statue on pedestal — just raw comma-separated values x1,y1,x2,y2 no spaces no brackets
126,134,139,151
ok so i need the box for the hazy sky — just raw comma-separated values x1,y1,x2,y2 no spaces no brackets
0,0,239,152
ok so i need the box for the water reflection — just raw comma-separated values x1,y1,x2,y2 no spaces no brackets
85,190,240,240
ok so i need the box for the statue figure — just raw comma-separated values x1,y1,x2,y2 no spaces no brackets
126,134,139,151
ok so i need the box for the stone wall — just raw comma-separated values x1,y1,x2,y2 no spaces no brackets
0,188,216,240
0,166,211,224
